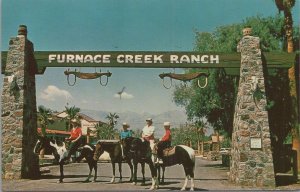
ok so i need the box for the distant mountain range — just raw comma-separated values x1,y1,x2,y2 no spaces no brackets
81,109,188,137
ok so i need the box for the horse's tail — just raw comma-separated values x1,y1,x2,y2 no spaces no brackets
189,148,196,171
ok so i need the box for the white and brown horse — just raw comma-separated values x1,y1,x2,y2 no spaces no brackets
154,144,195,191
34,136,97,183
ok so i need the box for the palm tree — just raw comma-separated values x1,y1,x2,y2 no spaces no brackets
195,120,206,155
274,0,295,52
274,0,299,172
37,105,53,158
37,105,53,137
64,105,80,130
106,112,119,127
95,123,117,140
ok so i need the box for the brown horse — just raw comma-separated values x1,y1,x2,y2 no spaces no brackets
93,140,133,183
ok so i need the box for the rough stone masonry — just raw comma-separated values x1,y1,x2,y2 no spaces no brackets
229,28,275,187
1,25,40,179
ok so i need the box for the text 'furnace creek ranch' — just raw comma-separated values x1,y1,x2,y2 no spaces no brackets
48,54,220,64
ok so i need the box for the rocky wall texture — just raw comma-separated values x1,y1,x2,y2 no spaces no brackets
229,35,275,187
2,26,40,179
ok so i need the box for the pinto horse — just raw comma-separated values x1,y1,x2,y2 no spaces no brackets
128,138,158,190
93,140,134,183
34,136,97,183
154,144,195,191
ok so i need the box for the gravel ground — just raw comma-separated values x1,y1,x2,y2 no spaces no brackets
2,157,300,191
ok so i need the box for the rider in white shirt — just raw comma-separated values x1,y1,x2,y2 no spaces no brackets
142,118,155,150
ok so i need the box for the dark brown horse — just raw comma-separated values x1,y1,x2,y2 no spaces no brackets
128,138,158,190
121,137,147,185
93,140,133,183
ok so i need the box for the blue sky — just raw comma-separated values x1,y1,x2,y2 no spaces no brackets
1,0,300,118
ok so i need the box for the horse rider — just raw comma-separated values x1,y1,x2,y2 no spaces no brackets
64,118,83,161
120,122,132,159
120,122,132,139
156,122,172,163
142,118,156,155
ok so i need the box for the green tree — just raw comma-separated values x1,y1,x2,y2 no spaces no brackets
106,112,119,127
64,105,80,130
174,15,299,138
96,123,118,140
173,69,237,136
132,129,142,137
37,105,53,136
172,125,197,148
96,112,120,140
274,0,296,52
193,120,207,154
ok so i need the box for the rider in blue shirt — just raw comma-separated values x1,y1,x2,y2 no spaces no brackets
120,122,132,159
120,122,132,139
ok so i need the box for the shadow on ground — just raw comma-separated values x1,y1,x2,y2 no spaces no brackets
157,186,208,191
275,175,298,186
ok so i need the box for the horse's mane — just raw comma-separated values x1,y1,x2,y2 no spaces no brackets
123,137,135,144
41,136,65,147
132,137,143,144
55,140,65,147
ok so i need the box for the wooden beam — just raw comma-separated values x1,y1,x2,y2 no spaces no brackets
1,51,296,75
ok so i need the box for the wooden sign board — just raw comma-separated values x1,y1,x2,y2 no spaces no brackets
1,51,295,75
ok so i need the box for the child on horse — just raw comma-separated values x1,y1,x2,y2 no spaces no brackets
120,122,132,159
120,122,132,139
156,122,172,163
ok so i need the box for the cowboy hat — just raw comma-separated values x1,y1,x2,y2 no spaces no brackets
71,118,80,125
122,122,130,127
146,118,152,122
163,122,171,126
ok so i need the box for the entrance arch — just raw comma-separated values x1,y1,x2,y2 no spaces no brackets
1,25,296,186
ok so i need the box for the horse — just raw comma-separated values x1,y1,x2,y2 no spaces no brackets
34,136,97,183
93,140,134,183
153,143,195,191
121,137,147,185
128,138,158,190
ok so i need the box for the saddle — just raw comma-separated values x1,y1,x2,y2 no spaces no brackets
162,146,176,157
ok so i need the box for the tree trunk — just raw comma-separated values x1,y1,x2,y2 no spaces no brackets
284,9,294,53
289,66,300,173
284,5,299,173
216,130,220,151
201,140,204,155
197,140,200,155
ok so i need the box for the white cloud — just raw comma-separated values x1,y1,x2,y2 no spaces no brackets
40,85,72,101
114,92,134,99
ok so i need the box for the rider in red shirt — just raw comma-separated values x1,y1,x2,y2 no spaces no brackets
64,119,83,161
161,128,171,142
157,122,172,160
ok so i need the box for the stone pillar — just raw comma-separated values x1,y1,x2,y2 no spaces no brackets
2,25,40,179
229,28,275,187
